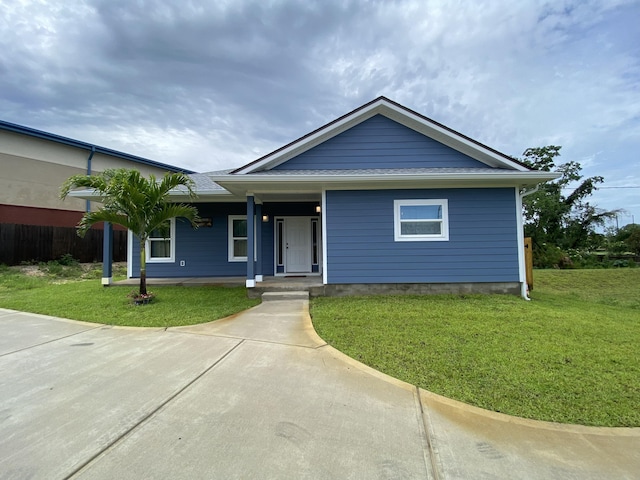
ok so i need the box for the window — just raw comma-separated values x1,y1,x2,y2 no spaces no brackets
147,218,175,262
394,199,449,241
228,215,248,262
276,219,284,266
311,219,319,265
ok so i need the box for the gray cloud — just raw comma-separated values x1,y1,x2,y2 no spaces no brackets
1,0,639,225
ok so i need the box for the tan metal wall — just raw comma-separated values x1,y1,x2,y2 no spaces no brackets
0,130,181,214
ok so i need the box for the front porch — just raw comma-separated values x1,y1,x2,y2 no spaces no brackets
114,275,325,297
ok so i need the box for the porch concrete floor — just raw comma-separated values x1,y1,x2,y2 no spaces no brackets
114,275,324,291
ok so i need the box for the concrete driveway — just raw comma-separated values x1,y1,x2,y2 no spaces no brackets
1,303,638,479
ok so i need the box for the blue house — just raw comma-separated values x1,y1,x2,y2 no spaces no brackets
111,98,557,298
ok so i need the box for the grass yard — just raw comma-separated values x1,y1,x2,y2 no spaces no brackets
0,263,259,327
311,269,640,427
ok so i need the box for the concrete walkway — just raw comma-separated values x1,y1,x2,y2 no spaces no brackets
1,302,638,479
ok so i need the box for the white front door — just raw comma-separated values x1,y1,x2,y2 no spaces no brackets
285,217,312,273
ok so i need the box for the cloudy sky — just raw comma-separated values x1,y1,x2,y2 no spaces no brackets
2,0,639,227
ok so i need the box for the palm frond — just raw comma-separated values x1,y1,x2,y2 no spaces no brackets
76,211,131,237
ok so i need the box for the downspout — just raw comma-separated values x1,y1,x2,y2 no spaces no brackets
85,146,95,212
518,185,539,300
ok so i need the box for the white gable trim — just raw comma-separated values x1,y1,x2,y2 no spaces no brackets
233,98,529,174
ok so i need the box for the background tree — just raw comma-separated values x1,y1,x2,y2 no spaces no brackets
61,169,199,295
611,223,640,255
520,146,618,266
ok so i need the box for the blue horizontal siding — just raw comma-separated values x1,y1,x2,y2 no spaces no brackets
325,188,520,284
274,115,489,170
130,202,319,278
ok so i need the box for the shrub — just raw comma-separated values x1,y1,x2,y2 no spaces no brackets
58,254,79,266
534,243,573,268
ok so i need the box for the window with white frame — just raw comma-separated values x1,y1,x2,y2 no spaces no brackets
228,215,248,261
147,218,175,262
394,199,449,241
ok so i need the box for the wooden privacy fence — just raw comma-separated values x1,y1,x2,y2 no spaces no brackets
0,223,127,265
524,237,534,290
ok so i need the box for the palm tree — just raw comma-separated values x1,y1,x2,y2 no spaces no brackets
61,168,199,295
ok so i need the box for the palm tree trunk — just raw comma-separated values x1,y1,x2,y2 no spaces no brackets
140,241,147,295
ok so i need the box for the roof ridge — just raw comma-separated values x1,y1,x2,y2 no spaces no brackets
230,97,531,174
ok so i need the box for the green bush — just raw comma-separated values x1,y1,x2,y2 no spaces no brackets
41,261,63,275
58,254,79,266
39,260,82,278
534,243,573,268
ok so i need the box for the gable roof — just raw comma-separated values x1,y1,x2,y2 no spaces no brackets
0,119,194,174
232,96,530,174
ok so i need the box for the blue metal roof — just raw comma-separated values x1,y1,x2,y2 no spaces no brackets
0,119,195,174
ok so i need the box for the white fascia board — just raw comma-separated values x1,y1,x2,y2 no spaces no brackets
68,188,237,203
212,171,559,192
234,98,528,174
377,104,529,171
66,189,105,201
168,190,239,203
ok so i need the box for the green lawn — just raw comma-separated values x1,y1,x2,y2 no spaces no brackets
0,264,259,327
2,264,638,426
310,269,640,427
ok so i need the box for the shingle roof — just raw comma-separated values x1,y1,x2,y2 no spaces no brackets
188,173,226,191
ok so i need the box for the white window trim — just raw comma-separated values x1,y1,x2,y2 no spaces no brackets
394,199,449,242
228,215,258,262
228,215,248,262
146,218,176,263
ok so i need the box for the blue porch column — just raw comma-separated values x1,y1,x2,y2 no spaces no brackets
255,203,263,282
246,195,255,287
102,222,113,286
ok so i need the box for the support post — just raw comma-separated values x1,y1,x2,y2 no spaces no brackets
246,195,255,288
102,222,113,286
255,203,263,282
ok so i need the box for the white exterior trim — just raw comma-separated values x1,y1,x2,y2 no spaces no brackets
394,199,449,242
228,215,248,262
516,186,540,300
228,215,258,262
322,190,328,285
273,216,318,275
515,188,528,299
127,229,133,278
210,171,559,197
146,218,176,263
233,98,531,174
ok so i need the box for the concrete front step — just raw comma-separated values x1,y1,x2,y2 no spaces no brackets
249,286,325,299
261,291,310,301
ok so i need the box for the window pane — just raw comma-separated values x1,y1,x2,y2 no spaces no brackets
401,221,441,235
150,223,171,239
400,205,442,220
234,239,247,257
233,219,247,237
277,221,284,266
311,220,318,265
150,239,170,257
